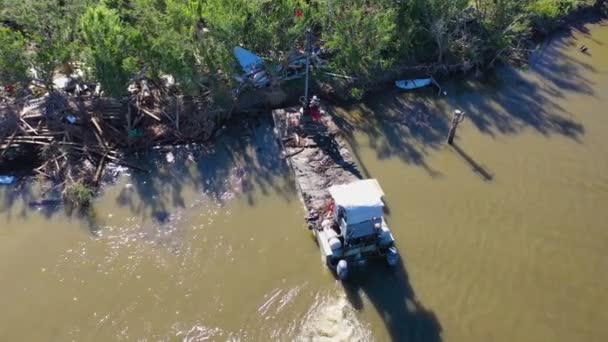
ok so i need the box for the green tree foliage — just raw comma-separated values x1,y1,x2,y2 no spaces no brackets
80,4,135,98
1,0,90,88
0,27,28,86
317,0,397,76
0,0,599,97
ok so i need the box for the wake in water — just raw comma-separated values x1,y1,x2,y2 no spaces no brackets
296,292,371,342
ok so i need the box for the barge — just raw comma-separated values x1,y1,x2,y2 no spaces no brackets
272,104,398,279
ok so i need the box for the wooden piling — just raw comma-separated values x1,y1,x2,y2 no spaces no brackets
447,110,465,145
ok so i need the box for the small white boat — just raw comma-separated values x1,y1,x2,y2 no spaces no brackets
395,78,432,90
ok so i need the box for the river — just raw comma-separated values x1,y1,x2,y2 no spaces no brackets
1,20,608,342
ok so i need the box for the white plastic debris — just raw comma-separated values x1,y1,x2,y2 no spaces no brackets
66,114,77,124
166,152,175,163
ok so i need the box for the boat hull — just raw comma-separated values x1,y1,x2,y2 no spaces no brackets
395,78,432,90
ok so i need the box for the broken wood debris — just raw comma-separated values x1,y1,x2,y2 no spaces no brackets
1,76,222,206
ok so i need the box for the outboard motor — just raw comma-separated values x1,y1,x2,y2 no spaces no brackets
386,247,399,267
336,259,349,280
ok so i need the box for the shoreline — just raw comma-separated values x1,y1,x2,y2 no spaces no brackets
1,7,605,206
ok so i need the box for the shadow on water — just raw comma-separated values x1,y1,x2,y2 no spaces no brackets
329,22,593,180
451,144,494,182
343,259,442,342
329,95,446,179
115,115,296,222
0,178,106,234
0,115,296,232
328,20,603,342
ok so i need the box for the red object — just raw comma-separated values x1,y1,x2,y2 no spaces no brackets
295,9,303,17
310,106,321,122
4,84,15,94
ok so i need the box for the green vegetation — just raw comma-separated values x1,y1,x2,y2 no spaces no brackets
0,0,601,98
0,27,28,86
64,181,95,208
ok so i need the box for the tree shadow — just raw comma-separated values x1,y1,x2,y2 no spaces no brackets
451,143,494,182
0,177,64,222
0,177,108,236
114,114,296,223
342,257,442,342
329,94,445,179
329,22,595,178
0,115,296,234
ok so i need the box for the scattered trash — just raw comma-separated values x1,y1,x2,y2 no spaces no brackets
0,175,16,185
166,151,175,163
65,114,77,124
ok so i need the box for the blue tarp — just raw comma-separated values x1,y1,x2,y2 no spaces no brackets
234,46,264,75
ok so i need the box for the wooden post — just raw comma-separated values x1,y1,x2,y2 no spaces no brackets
447,110,465,145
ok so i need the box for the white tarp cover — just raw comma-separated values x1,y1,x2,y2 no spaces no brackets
328,179,385,224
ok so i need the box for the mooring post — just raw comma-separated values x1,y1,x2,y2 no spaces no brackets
447,109,465,145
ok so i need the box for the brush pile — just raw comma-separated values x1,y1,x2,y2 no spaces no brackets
0,77,225,206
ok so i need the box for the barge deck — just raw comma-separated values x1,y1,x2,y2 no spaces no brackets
272,107,362,229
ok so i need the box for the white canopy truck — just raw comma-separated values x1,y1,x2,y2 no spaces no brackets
316,179,398,279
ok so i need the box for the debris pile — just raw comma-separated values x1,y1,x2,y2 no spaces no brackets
0,77,223,206
272,107,361,229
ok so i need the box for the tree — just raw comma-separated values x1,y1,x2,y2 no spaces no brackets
0,27,29,87
126,0,201,89
421,0,469,64
80,4,136,98
1,0,90,88
319,0,397,76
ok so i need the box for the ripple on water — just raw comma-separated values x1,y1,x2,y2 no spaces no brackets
172,323,224,342
295,292,371,342
258,283,307,320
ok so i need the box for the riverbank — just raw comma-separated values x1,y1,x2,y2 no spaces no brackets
1,3,606,207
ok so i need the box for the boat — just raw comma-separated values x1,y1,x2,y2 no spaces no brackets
233,46,270,88
395,78,432,90
272,103,399,280
233,46,264,74
317,179,398,279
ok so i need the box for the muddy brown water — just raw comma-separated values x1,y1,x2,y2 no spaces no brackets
1,22,608,342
